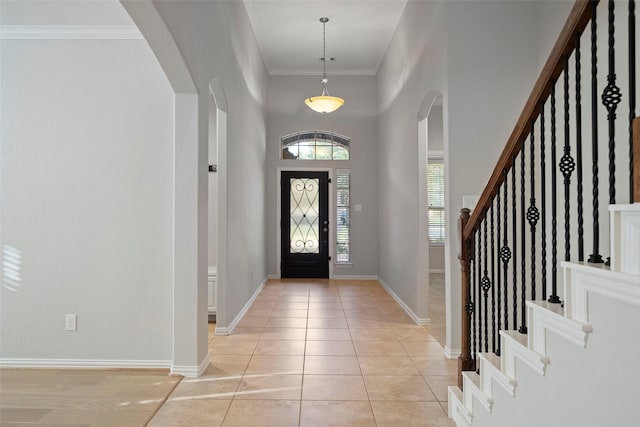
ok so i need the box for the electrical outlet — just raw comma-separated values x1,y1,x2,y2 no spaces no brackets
65,314,77,331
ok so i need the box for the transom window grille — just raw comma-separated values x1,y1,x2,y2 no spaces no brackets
336,169,351,263
281,131,350,160
427,158,445,245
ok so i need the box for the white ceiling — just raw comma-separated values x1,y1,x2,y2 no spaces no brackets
1,0,408,76
243,0,408,76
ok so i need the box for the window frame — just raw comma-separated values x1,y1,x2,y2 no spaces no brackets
281,131,350,161
335,169,352,264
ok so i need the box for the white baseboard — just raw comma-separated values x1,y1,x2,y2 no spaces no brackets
267,274,279,280
171,352,210,378
377,278,431,325
332,274,379,280
170,353,210,378
444,346,461,359
429,269,445,274
215,278,266,336
0,358,171,369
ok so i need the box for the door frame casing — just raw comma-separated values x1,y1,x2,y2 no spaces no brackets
276,167,334,279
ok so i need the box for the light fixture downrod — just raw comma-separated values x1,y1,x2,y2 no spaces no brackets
304,17,345,113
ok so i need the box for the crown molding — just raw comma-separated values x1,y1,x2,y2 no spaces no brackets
0,25,143,40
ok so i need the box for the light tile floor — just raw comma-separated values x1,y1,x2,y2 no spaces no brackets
149,279,456,426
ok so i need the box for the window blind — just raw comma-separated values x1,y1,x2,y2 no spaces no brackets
427,159,445,245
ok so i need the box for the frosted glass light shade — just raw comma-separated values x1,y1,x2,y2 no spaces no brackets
305,95,345,113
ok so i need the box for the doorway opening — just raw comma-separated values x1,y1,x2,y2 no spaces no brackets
276,167,334,279
280,171,330,278
418,93,447,346
208,80,228,334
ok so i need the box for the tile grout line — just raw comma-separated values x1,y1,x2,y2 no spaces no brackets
142,374,184,426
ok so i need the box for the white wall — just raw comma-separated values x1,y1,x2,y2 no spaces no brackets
267,75,378,278
0,33,174,361
151,0,269,331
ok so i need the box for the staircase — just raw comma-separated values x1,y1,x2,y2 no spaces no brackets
448,0,640,424
449,203,640,427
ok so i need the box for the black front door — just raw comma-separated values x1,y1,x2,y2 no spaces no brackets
281,171,329,278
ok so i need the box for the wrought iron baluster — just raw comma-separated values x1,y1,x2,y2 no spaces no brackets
471,232,477,361
561,59,576,263
589,3,604,264
576,37,585,261
527,121,539,303
482,218,491,353
630,0,637,202
602,0,622,204
490,202,496,353
501,171,511,332
512,158,519,327
496,185,502,356
540,105,548,299
520,151,527,333
477,226,483,356
550,83,561,304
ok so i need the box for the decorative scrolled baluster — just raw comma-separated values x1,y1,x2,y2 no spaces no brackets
512,158,519,326
481,218,491,353
496,185,502,356
561,58,576,263
527,121,540,303
501,170,511,332
476,227,482,358
602,0,622,204
471,232,477,361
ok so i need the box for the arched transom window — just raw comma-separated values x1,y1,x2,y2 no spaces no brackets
281,131,350,160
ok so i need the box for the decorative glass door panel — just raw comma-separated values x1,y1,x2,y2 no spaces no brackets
289,178,320,254
281,171,329,278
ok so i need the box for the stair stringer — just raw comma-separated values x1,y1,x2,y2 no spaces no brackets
448,262,640,427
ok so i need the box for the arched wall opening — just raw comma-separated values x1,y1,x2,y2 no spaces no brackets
417,91,448,348
207,80,229,335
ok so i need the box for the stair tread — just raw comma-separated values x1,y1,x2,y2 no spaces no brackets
501,330,528,346
479,352,501,371
528,300,564,316
463,370,481,388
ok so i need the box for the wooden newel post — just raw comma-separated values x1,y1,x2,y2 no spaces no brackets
458,208,475,389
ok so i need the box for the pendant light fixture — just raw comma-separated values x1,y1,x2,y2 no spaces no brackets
304,17,345,113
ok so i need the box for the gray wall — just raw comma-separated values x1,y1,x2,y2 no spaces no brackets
152,0,269,330
267,75,378,278
377,0,562,351
1,22,174,360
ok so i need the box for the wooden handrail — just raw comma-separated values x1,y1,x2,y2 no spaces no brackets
463,0,596,240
